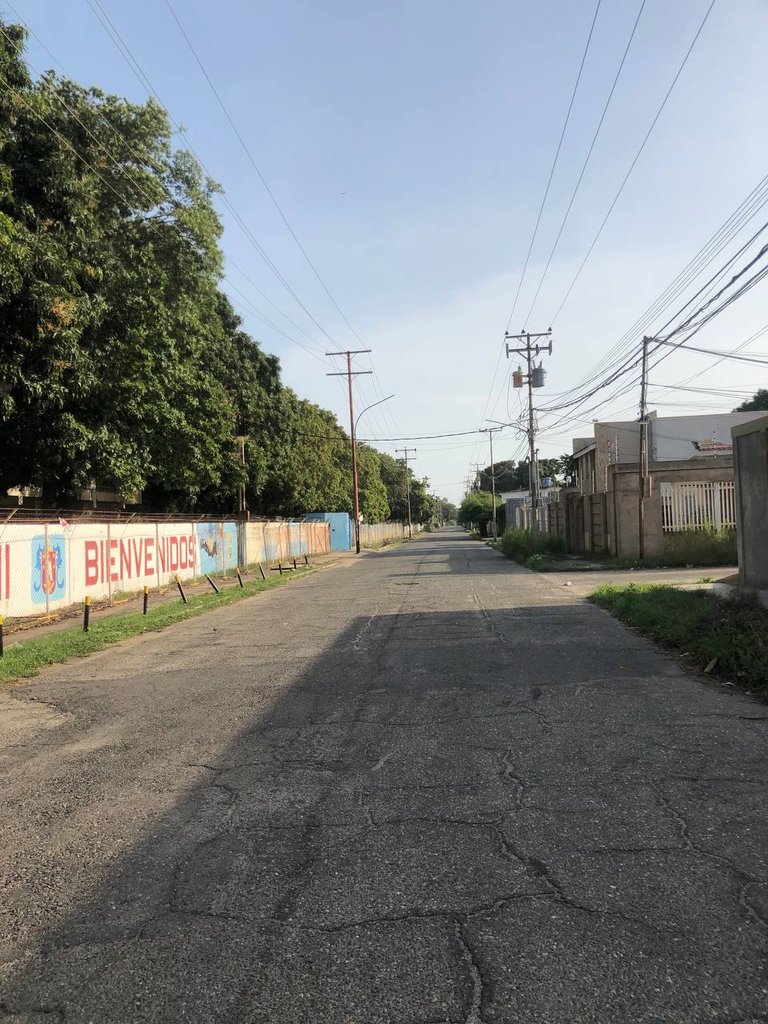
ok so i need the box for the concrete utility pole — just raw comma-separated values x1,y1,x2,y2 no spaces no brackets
326,349,372,554
505,330,553,526
479,425,504,538
638,336,651,561
396,447,417,539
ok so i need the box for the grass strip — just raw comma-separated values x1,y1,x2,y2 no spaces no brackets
0,567,312,686
589,583,768,695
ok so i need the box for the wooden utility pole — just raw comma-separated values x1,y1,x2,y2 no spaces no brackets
505,330,553,526
326,349,372,554
638,336,651,561
396,447,417,539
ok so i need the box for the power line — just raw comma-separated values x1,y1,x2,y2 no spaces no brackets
504,0,603,332
0,20,345,381
523,0,647,326
548,0,716,326
160,0,400,438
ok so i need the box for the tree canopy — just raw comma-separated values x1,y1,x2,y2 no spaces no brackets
734,390,768,413
473,456,569,493
0,21,449,523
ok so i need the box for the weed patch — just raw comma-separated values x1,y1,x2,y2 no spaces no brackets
500,527,565,567
590,583,768,695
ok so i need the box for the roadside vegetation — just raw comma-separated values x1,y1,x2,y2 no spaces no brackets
0,21,457,527
0,568,310,686
499,527,565,568
590,584,768,695
494,524,736,572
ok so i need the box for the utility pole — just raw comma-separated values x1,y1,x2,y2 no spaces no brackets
235,434,249,569
479,425,504,538
638,336,651,561
505,329,553,528
326,349,372,554
396,447,417,539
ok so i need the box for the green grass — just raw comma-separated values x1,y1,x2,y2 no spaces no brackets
0,567,312,686
590,583,768,694
499,527,566,568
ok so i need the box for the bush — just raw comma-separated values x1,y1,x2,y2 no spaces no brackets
500,527,565,565
663,527,737,566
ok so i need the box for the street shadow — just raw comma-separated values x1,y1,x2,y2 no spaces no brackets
3,586,768,1020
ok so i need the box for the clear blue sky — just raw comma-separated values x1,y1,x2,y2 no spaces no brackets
10,0,768,501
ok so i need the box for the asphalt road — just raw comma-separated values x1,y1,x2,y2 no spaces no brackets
2,528,767,1023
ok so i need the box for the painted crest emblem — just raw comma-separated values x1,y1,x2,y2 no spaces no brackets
31,534,66,604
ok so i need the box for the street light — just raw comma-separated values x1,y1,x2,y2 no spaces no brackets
351,394,395,553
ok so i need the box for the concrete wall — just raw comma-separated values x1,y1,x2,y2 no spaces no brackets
608,459,736,559
245,520,331,565
359,522,414,547
0,517,334,622
732,415,768,588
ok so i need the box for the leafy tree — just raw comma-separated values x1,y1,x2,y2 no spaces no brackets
432,497,457,525
457,490,500,529
474,455,570,492
0,22,405,523
734,389,768,412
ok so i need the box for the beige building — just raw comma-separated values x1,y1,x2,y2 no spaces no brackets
572,412,762,496
558,411,766,559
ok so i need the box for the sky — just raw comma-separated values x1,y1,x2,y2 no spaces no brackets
8,0,768,503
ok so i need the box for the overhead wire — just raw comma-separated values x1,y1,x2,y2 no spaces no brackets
523,0,647,327
0,19,345,381
504,0,603,332
160,0,399,438
80,0,386,428
547,0,716,327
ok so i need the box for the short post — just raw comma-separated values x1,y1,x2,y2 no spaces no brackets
142,586,149,615
83,596,91,632
304,554,309,566
293,557,297,571
236,567,244,588
0,615,4,657
206,574,220,594
258,564,266,580
175,574,188,605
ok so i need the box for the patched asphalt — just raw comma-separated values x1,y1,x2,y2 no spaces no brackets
1,528,767,1022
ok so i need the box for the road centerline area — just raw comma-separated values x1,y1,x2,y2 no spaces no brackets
1,529,767,1023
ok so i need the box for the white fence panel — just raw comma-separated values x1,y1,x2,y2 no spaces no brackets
659,481,736,533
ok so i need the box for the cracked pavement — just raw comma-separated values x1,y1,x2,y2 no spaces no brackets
1,528,768,1022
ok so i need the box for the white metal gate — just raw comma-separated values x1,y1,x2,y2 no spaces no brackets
659,481,736,532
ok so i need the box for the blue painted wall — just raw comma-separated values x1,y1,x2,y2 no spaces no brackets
304,513,352,551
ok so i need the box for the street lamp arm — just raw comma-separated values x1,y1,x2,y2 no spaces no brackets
354,394,395,435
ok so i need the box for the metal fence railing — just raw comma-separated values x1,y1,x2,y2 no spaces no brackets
659,481,736,533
